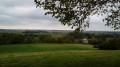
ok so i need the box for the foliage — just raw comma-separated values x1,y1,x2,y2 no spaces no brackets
34,0,120,31
0,32,119,45
95,37,120,50
0,33,25,44
0,33,75,44
38,34,52,42
65,32,84,39
88,38,105,45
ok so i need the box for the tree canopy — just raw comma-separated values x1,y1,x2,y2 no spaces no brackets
34,0,120,31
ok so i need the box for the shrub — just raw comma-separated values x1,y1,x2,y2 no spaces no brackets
88,38,105,45
95,38,120,50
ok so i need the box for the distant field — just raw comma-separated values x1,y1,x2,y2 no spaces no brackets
0,29,69,37
0,43,120,67
38,32,67,37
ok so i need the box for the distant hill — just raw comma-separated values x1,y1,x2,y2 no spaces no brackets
0,29,120,35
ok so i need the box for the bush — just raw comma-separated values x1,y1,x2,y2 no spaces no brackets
38,34,52,43
95,38,120,50
88,38,105,45
0,33,25,45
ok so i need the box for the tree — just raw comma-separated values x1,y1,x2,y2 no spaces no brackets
96,37,120,50
34,0,120,31
65,32,84,39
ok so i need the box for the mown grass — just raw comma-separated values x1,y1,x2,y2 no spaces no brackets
0,43,95,54
0,43,120,67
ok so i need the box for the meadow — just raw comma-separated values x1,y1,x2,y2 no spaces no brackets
0,43,120,67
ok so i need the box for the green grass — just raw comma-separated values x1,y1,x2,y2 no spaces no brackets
0,43,120,67
0,43,95,54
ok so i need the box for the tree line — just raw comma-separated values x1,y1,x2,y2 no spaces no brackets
0,32,119,44
0,32,120,50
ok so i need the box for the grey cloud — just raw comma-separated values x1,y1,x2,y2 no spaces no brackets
0,0,119,31
0,0,34,7
0,0,58,26
0,15,23,25
0,6,57,23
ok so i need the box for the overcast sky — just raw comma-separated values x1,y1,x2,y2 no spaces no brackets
0,0,119,31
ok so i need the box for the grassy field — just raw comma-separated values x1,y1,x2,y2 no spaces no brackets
0,43,120,67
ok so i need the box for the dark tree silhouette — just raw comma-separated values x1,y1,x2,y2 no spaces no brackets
34,0,120,31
